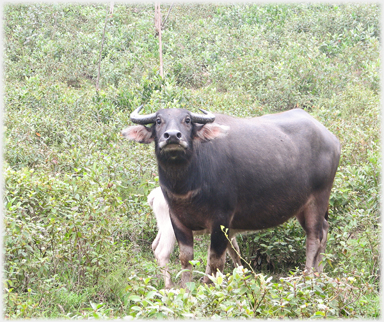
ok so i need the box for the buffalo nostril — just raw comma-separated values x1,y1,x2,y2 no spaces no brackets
164,130,182,141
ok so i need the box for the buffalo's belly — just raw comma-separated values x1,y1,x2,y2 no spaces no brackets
229,196,307,230
230,209,296,230
168,194,307,232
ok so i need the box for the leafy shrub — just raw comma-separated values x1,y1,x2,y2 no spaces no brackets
67,266,378,319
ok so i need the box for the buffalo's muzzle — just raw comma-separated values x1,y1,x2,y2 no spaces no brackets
163,129,182,141
159,130,188,150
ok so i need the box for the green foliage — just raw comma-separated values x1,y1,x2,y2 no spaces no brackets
48,267,378,319
4,3,380,319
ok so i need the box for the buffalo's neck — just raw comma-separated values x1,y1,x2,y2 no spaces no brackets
157,157,199,195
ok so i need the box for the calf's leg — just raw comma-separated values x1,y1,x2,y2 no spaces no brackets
152,229,176,289
170,214,194,288
149,188,177,288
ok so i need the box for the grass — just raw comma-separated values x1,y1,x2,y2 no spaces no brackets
3,3,380,319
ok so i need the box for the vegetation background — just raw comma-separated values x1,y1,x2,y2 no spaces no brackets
3,3,380,319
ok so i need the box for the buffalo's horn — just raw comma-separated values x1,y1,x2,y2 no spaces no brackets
130,105,157,124
190,109,215,124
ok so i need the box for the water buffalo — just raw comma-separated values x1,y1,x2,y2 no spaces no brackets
148,187,241,288
123,106,340,287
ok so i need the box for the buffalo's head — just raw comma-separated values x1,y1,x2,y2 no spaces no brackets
122,106,229,163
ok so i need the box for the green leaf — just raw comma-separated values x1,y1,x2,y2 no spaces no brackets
128,295,141,302
217,275,223,285
186,282,196,292
145,291,157,299
314,311,326,316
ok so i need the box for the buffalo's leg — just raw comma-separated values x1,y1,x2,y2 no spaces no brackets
203,236,241,283
170,214,194,288
314,217,329,271
296,192,331,273
203,247,212,281
203,224,229,283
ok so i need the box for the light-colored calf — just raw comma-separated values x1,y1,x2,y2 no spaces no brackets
148,187,241,288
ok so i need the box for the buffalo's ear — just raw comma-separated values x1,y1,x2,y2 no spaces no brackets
122,125,154,144
194,123,230,142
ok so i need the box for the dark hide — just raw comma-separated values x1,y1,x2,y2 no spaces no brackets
122,108,341,286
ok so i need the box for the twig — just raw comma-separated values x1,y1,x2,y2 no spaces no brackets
338,287,360,314
155,3,164,78
51,12,57,40
254,289,267,314
221,225,257,276
58,304,65,314
96,3,114,91
162,3,174,29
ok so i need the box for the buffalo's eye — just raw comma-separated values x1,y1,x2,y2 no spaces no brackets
185,117,191,124
156,118,162,125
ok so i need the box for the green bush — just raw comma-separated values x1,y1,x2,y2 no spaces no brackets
65,267,379,319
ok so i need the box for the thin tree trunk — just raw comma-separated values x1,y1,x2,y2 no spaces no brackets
96,2,114,91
